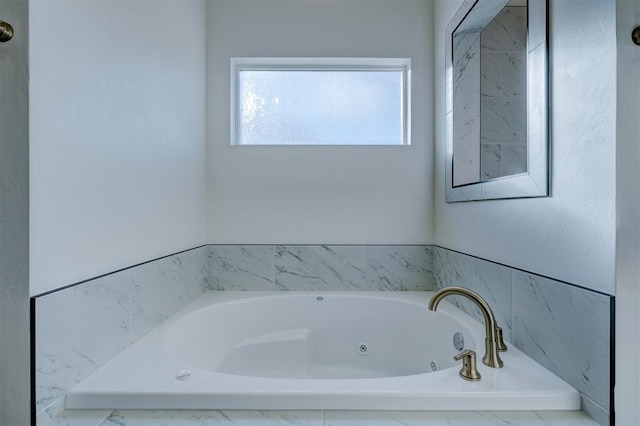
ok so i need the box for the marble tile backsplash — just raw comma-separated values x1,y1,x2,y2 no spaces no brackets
35,246,210,418
275,245,368,291
207,245,435,292
512,272,611,424
36,270,133,413
207,245,276,291
365,245,434,291
433,247,613,426
433,248,512,340
131,249,208,340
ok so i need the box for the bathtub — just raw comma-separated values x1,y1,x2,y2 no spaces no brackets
66,291,580,411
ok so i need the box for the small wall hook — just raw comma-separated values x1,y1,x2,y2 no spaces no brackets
0,20,13,43
632,26,640,46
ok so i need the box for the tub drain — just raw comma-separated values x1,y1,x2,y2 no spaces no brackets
358,342,370,355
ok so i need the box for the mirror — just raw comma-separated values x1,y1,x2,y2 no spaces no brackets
445,0,549,202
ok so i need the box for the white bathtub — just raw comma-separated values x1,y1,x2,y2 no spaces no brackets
66,291,580,411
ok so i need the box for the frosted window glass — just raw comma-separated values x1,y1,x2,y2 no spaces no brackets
237,70,404,145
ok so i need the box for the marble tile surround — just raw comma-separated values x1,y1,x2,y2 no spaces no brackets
433,248,512,340
35,246,210,418
35,244,611,426
36,270,132,413
512,272,611,426
206,245,435,292
35,245,435,424
433,247,613,426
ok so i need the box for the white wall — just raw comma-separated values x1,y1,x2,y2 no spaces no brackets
434,0,617,295
615,0,640,423
206,0,434,244
29,0,208,295
0,0,30,423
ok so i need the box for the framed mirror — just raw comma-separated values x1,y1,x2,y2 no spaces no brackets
445,0,549,202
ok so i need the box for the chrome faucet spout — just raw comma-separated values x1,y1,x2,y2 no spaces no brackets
428,286,503,368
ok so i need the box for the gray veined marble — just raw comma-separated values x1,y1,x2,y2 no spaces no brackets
34,244,610,425
501,143,527,175
480,51,502,97
501,52,526,98
131,247,207,341
207,245,276,291
36,270,132,413
433,247,512,341
431,246,611,425
580,394,611,426
40,409,602,426
481,51,526,100
535,410,600,426
480,6,527,53
480,96,527,146
365,246,434,291
100,410,324,425
478,6,527,175
275,245,367,291
511,271,611,411
37,404,111,426
453,31,481,112
453,109,481,185
176,246,211,293
36,247,211,422
480,143,502,180
324,410,550,426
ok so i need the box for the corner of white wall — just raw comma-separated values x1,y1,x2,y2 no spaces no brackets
29,0,208,295
433,0,617,294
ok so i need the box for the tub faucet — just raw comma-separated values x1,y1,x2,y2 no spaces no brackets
428,286,504,368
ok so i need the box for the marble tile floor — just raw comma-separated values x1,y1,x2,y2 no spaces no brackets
38,409,599,426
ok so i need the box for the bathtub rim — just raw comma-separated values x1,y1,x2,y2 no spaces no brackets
65,291,582,411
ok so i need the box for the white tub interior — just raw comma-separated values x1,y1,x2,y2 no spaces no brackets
167,293,472,380
66,291,581,411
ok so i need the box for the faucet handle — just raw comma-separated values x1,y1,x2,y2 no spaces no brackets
453,349,481,382
496,326,508,352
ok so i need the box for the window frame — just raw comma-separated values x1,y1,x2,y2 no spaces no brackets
230,57,412,146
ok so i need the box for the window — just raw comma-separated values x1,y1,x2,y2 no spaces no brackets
231,58,411,145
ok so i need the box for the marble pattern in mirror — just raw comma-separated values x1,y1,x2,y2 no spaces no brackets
446,0,549,202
